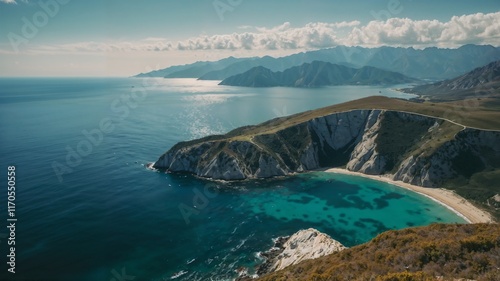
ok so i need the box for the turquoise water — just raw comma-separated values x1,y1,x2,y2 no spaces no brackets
0,78,465,281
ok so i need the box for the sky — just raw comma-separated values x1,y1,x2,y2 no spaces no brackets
0,0,499,77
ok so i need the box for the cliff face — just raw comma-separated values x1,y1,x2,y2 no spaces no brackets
153,110,500,188
392,129,500,187
346,111,500,187
154,109,372,180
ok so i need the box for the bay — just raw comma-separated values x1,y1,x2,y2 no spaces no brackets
0,78,465,281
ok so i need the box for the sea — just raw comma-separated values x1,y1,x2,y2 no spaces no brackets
0,78,466,281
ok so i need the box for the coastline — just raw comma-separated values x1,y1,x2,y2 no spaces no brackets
325,168,494,224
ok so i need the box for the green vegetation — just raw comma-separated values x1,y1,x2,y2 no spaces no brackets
256,224,500,281
375,111,436,171
444,169,500,221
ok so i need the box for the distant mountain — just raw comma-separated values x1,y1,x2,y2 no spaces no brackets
403,60,500,100
198,56,285,80
134,45,500,80
134,56,246,78
198,54,355,80
164,56,247,78
134,61,206,78
219,61,418,87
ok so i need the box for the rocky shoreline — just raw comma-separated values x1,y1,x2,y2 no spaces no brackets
153,108,500,189
237,228,346,280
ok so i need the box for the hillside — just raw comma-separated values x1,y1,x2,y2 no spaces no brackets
153,96,500,219
219,61,417,87
254,223,500,281
136,45,500,80
404,60,500,100
134,56,246,78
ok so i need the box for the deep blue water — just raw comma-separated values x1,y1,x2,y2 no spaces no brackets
0,78,465,281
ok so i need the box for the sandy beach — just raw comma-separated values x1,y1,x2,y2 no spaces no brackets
325,168,494,224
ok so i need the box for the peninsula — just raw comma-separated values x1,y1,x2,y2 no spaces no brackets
153,95,500,221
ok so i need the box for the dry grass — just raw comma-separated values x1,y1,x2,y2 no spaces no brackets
225,96,500,142
256,224,500,281
173,96,500,148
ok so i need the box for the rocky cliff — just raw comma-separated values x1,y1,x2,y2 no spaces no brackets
153,109,500,189
266,228,346,273
154,109,372,180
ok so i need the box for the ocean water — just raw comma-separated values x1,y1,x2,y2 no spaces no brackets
0,78,466,281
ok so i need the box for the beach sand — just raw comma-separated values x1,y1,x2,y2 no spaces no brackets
325,168,494,224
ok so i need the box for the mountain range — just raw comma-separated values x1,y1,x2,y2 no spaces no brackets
403,60,500,100
218,61,418,87
135,45,500,81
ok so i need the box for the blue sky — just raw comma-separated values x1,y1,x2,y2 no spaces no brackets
0,0,499,76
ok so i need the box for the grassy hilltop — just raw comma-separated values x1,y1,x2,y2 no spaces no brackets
255,223,500,281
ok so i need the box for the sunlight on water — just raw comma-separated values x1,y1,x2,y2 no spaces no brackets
182,93,257,105
152,78,231,94
0,78,458,281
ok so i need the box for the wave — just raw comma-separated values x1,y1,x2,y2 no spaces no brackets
170,270,188,279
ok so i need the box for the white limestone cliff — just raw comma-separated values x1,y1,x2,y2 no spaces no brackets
269,228,347,272
153,110,500,188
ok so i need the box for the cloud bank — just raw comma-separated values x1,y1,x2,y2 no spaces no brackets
171,12,499,50
13,12,500,54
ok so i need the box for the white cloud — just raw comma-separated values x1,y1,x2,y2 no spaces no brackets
1,0,29,4
7,12,500,55
237,25,254,30
163,12,499,51
348,12,500,47
170,21,361,52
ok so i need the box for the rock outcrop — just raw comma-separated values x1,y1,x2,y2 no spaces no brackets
268,228,346,272
238,228,346,279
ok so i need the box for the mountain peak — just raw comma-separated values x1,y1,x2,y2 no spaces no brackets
219,61,417,87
